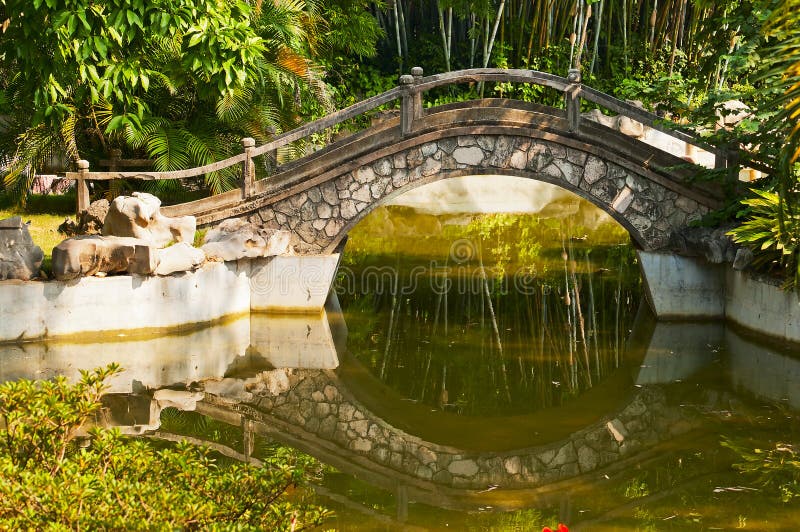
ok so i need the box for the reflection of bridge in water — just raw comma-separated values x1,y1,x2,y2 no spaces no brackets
1,301,797,515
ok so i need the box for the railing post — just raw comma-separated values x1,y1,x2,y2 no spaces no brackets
565,68,582,133
400,73,417,138
411,66,424,120
76,159,90,213
241,137,255,199
107,149,121,173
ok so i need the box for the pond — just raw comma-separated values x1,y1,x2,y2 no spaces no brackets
2,179,799,530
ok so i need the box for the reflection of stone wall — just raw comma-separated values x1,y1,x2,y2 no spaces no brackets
253,135,708,252
208,368,698,490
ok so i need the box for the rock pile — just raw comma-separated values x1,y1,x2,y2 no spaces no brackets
0,216,44,281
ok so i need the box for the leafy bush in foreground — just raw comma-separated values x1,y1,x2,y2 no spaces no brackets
0,364,331,530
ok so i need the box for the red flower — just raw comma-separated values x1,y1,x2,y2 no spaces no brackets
542,524,568,532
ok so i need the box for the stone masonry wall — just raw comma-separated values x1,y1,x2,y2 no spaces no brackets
206,368,700,490
250,135,709,252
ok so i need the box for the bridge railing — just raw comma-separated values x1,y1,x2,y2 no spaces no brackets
66,67,732,213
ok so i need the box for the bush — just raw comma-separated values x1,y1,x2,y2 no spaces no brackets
0,364,331,530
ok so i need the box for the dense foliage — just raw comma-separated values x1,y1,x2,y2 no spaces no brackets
0,365,331,530
2,0,800,282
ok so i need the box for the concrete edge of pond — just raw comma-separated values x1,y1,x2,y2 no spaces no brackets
638,251,800,345
0,254,340,343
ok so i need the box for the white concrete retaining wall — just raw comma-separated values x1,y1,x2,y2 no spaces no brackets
725,270,800,343
0,254,339,342
637,251,726,319
638,251,800,344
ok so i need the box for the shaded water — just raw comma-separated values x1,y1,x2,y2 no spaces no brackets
2,186,800,530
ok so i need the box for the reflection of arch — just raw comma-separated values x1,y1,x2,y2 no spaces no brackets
240,101,717,252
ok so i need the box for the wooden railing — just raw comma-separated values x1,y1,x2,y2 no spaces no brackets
66,67,732,213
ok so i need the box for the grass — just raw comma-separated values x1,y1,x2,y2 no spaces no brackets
0,193,75,274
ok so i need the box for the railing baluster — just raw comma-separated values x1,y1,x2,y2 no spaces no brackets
241,137,255,199
411,66,424,121
76,160,90,213
400,74,416,138
565,68,582,134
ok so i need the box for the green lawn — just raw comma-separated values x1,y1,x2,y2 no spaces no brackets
0,194,75,274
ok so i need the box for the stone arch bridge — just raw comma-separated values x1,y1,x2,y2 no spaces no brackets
69,68,733,253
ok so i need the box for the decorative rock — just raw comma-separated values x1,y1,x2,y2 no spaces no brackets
103,192,195,247
0,216,44,280
733,247,754,271
154,243,205,276
668,225,737,264
51,235,158,281
202,219,290,261
58,199,109,236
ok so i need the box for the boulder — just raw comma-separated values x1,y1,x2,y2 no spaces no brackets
153,389,204,411
154,243,206,276
583,108,618,129
0,216,44,281
102,192,195,247
202,219,291,261
59,199,110,237
618,116,645,138
52,235,158,281
668,225,737,264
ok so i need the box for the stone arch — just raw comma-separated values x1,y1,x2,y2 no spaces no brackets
254,134,709,252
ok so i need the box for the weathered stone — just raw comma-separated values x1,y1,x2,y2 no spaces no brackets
351,438,372,452
355,167,376,184
457,136,477,146
417,446,437,465
406,148,424,168
154,243,205,275
339,200,358,219
509,150,527,169
391,168,410,188
289,193,308,209
448,459,479,477
352,184,372,203
59,199,110,236
201,219,290,261
577,445,599,472
488,136,514,166
351,419,369,437
733,247,754,271
421,142,438,156
453,146,484,165
153,389,204,411
103,192,196,248
618,116,645,138
421,157,442,176
373,157,392,176
476,135,496,151
306,187,322,203
416,465,434,480
583,156,607,185
0,217,44,280
606,419,628,443
52,235,157,280
320,182,338,204
668,225,736,264
439,137,457,153
323,385,338,402
551,443,577,467
317,203,332,219
504,456,521,475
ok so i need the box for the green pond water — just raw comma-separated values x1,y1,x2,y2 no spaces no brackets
2,189,800,530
